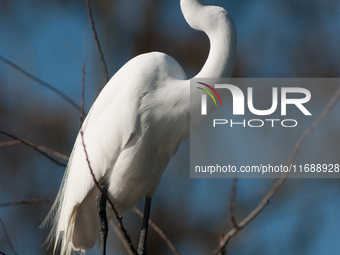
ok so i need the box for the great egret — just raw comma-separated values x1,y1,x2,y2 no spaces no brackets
46,0,236,254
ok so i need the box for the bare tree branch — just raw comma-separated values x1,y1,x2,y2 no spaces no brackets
0,218,18,255
0,140,21,148
218,234,226,255
0,139,69,161
0,131,67,167
0,199,54,207
0,199,178,255
286,86,340,167
133,207,180,255
210,85,340,255
229,178,238,229
110,220,135,255
0,55,81,112
80,63,86,127
85,0,109,96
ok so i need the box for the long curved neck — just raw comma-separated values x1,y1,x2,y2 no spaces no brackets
180,0,237,134
196,21,237,78
181,0,237,79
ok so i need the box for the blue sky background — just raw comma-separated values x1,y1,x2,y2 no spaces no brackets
0,0,340,254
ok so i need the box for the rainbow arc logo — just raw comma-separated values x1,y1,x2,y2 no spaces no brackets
196,82,222,115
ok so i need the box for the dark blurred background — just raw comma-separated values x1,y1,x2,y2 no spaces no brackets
0,0,340,254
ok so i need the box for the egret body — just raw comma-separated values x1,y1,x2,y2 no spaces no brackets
46,0,236,254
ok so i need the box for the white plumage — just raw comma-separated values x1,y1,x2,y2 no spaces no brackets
45,0,236,254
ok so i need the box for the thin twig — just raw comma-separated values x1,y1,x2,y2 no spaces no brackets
0,131,67,167
79,73,137,255
0,218,18,255
80,63,86,127
110,220,135,255
219,234,226,255
0,251,6,255
0,139,69,161
0,55,81,112
0,140,21,148
286,86,340,168
229,178,238,229
85,0,109,97
134,207,180,255
210,85,340,255
0,199,54,207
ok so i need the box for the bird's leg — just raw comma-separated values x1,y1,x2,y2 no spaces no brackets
96,181,109,255
138,196,152,255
